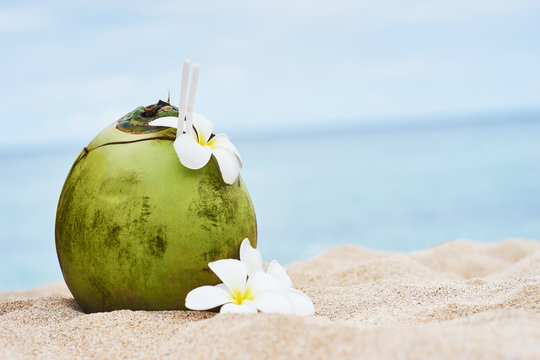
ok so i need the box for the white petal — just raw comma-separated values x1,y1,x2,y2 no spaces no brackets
220,302,258,314
193,113,213,144
240,238,262,276
215,283,231,294
286,288,315,316
267,260,293,288
173,133,212,170
212,147,240,185
252,291,294,314
246,270,284,295
148,116,179,128
208,259,247,295
208,134,243,168
185,285,232,310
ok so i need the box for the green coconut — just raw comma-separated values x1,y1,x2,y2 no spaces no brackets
55,100,257,313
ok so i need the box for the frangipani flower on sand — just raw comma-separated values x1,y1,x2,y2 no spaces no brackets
185,258,294,314
240,239,315,316
185,239,315,315
149,60,242,185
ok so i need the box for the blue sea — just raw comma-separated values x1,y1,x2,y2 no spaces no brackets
1,115,540,291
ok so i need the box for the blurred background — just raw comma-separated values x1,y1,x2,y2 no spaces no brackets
1,0,539,291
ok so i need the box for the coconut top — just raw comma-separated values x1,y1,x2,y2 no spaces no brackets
81,61,243,185
86,100,179,151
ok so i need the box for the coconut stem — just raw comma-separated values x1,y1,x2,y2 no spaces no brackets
178,59,191,133
184,63,200,136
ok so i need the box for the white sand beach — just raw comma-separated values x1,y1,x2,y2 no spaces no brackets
1,239,539,359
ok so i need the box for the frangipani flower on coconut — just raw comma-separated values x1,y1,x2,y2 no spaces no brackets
149,60,242,185
150,113,242,184
185,258,294,314
240,239,315,316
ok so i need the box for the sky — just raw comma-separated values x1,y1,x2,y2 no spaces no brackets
1,0,539,148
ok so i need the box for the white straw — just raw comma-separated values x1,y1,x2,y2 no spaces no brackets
184,63,200,135
178,59,191,132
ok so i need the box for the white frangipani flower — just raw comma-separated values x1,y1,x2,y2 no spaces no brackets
185,258,294,314
239,239,315,316
149,60,242,185
150,113,242,185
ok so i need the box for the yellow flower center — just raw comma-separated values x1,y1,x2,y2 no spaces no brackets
231,287,254,305
205,137,217,150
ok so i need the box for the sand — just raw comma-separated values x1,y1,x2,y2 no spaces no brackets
1,239,539,359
